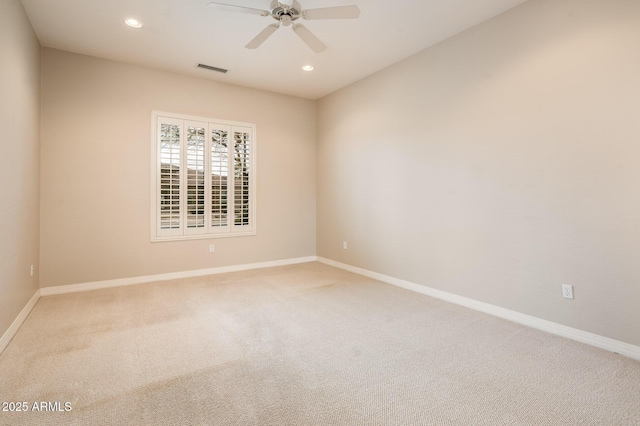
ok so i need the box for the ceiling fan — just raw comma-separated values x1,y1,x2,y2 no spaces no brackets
207,0,360,53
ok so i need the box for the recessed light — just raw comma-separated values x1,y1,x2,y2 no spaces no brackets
302,65,314,71
125,18,143,28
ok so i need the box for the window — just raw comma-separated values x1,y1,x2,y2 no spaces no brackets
151,111,256,241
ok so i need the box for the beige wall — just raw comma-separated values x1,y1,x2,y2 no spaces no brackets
40,49,316,287
7,0,639,350
0,0,41,334
317,0,640,346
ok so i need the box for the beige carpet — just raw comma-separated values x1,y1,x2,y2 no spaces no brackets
1,262,639,425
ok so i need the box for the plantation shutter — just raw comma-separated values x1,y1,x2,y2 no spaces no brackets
185,121,207,235
210,124,231,234
232,127,252,231
157,117,183,237
153,113,255,241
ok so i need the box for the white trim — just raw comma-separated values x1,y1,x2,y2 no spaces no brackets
0,290,41,355
39,256,317,296
151,111,257,242
30,256,640,361
317,257,640,361
152,111,255,128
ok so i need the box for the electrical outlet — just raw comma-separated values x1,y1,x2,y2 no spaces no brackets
209,244,215,253
30,265,34,277
343,241,347,250
562,284,574,299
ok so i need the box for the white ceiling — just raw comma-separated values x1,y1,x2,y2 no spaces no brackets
21,0,528,99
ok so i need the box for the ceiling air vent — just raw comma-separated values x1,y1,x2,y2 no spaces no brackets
197,63,228,74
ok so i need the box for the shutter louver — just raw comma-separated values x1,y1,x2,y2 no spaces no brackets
159,123,181,232
186,124,206,232
233,130,251,228
211,127,230,230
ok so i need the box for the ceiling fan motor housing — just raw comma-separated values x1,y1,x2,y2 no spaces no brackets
270,0,302,25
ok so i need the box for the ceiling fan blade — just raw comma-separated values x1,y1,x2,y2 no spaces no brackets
207,1,270,17
302,5,360,20
292,24,327,53
245,24,279,49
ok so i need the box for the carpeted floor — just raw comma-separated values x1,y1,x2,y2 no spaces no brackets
1,262,639,425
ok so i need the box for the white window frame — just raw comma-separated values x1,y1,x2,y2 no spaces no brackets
151,111,256,242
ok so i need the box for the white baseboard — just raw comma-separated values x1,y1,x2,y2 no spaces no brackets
30,255,640,361
40,256,318,296
0,290,40,355
317,257,640,362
